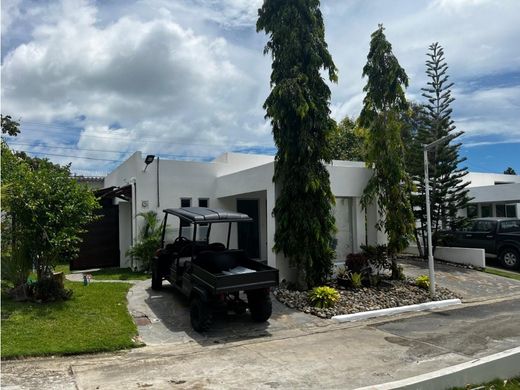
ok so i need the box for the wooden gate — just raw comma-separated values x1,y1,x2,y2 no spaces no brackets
71,197,120,270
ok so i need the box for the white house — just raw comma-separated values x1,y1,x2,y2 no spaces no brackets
101,151,519,280
465,172,520,219
102,151,383,280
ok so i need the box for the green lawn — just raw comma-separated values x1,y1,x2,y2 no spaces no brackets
87,267,149,281
1,281,139,359
484,267,520,282
451,377,520,390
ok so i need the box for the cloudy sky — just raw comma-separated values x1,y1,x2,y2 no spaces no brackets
2,0,519,175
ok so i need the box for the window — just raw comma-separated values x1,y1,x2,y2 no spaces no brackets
472,220,496,232
197,198,209,240
180,198,191,227
480,204,492,218
506,204,517,218
467,205,478,218
496,204,506,218
499,220,520,233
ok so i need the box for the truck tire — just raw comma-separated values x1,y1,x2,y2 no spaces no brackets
500,247,519,269
190,297,212,332
151,261,162,291
247,290,272,322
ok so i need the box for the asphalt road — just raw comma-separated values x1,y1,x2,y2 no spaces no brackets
2,296,520,390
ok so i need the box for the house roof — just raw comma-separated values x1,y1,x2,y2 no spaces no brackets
163,207,252,223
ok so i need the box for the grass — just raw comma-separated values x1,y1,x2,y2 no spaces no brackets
483,267,520,282
1,281,139,359
451,377,520,389
87,267,149,281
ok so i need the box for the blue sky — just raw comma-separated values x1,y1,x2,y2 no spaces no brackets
1,0,519,175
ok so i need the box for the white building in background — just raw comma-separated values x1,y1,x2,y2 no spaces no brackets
464,172,520,219
102,151,519,280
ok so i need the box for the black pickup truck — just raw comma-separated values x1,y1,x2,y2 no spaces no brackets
438,218,520,269
151,207,279,332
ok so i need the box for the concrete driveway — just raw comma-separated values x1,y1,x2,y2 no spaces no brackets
399,257,520,302
128,280,330,346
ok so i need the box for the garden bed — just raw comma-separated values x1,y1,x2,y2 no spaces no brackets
274,279,461,319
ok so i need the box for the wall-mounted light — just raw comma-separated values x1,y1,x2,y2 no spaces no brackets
143,155,155,172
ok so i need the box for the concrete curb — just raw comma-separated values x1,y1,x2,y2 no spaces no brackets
331,299,462,323
355,346,520,390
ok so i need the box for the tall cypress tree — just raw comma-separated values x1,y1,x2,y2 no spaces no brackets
257,0,337,288
360,25,414,275
411,43,471,255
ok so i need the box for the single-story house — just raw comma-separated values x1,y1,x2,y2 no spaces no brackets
464,172,520,219
78,151,519,281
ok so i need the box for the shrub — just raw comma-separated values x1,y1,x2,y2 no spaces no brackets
29,277,73,302
361,244,391,273
415,275,430,290
350,272,363,288
346,252,369,274
308,286,340,309
126,211,163,271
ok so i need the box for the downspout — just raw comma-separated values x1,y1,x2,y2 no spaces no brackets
156,157,160,208
129,177,137,271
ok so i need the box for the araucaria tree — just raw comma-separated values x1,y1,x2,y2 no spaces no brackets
360,25,414,276
257,0,337,288
410,43,471,255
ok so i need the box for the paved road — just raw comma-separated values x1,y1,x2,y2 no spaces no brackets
3,296,520,390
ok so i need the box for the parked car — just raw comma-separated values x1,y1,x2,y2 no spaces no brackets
437,218,520,269
151,207,279,332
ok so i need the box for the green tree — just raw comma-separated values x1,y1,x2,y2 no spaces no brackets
1,114,21,136
126,211,163,271
410,43,471,256
1,142,99,283
504,167,516,175
359,25,414,277
257,0,337,288
329,117,365,161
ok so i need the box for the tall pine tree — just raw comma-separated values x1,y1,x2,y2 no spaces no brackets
257,0,337,288
360,25,414,276
410,43,471,255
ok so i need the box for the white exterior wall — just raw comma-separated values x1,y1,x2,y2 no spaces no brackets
103,152,383,280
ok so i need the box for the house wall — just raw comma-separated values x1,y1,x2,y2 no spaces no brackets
103,152,384,280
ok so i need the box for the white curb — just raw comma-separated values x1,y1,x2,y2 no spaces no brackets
354,346,520,390
331,299,462,323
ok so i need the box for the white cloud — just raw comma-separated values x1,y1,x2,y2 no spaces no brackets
1,0,519,173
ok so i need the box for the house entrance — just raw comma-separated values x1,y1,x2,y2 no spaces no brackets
237,199,260,259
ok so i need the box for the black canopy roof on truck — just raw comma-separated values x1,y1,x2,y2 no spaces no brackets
163,207,252,224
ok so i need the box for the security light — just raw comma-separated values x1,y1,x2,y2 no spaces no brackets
143,155,155,172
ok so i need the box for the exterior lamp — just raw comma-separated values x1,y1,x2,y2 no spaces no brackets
423,131,463,298
143,155,155,172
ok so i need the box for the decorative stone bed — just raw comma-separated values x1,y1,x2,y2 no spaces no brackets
274,279,461,319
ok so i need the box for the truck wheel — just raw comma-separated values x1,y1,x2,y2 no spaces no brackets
500,248,519,269
190,297,212,332
247,290,272,322
151,262,162,291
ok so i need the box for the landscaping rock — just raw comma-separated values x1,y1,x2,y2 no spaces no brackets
273,279,461,319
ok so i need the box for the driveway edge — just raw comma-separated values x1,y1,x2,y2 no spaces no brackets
355,346,520,390
331,299,462,323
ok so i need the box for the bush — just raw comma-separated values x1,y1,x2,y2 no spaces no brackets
30,277,73,302
126,211,163,271
415,275,430,290
361,244,391,273
346,252,369,274
308,286,340,308
350,272,363,288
